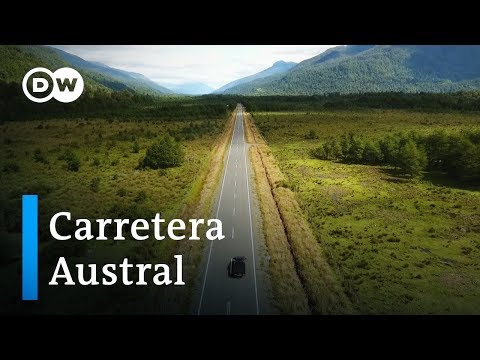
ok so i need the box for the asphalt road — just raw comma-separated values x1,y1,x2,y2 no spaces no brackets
196,104,260,315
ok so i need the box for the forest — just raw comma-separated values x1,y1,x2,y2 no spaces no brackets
3,90,480,122
0,83,236,121
312,130,480,181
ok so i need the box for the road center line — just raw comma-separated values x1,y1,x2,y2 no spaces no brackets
197,107,238,315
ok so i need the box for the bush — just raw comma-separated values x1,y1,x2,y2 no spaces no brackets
33,148,49,164
3,162,19,173
132,140,140,153
92,158,101,167
135,190,147,203
362,140,383,164
325,139,343,160
313,139,342,160
140,135,184,169
62,150,80,172
379,135,400,165
305,129,319,140
344,133,365,163
90,177,101,192
116,187,127,197
311,145,328,160
66,156,80,171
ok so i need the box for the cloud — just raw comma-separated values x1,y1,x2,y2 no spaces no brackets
52,45,338,89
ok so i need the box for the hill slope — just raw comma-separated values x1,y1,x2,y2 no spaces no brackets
224,45,480,95
48,46,173,94
0,45,173,95
215,60,297,93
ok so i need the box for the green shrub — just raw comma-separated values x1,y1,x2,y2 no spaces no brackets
33,148,49,164
305,129,319,140
140,135,184,169
132,140,140,153
135,190,147,203
3,162,19,173
344,134,365,163
311,145,328,160
62,150,80,172
116,187,127,197
90,177,101,193
362,140,383,164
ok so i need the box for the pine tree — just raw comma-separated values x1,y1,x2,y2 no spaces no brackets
396,140,427,177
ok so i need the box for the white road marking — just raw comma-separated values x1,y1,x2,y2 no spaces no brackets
197,107,238,315
198,105,259,315
241,111,260,315
233,207,236,216
232,227,235,239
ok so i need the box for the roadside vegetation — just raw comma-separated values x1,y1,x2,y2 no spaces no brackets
0,113,227,314
245,114,353,314
312,130,480,180
250,107,480,314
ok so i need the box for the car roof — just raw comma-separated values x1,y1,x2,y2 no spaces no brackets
232,261,245,273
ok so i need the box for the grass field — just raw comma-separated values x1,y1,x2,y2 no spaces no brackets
252,109,480,314
0,117,225,313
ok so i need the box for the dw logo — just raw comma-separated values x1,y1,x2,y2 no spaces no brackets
22,67,84,103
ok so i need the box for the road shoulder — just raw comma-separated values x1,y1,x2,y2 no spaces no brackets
245,112,354,314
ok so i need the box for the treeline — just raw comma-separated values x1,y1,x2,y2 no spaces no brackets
312,130,480,181
0,82,234,121
239,92,480,112
5,82,480,121
168,120,222,141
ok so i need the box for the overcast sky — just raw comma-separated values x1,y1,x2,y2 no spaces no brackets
51,45,337,89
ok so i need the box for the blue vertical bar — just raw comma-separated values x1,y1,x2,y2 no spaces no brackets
22,195,38,300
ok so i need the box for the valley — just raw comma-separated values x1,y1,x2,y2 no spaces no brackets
1,44,480,315
249,109,480,314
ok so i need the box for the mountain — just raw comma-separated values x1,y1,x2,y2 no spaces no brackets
162,82,214,95
48,46,173,95
215,60,297,93
224,45,480,95
0,45,173,95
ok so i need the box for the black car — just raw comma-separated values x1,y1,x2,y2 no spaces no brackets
228,256,246,278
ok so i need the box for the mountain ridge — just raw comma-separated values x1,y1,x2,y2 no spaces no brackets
0,45,174,96
223,45,480,95
215,60,297,93
47,46,173,95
